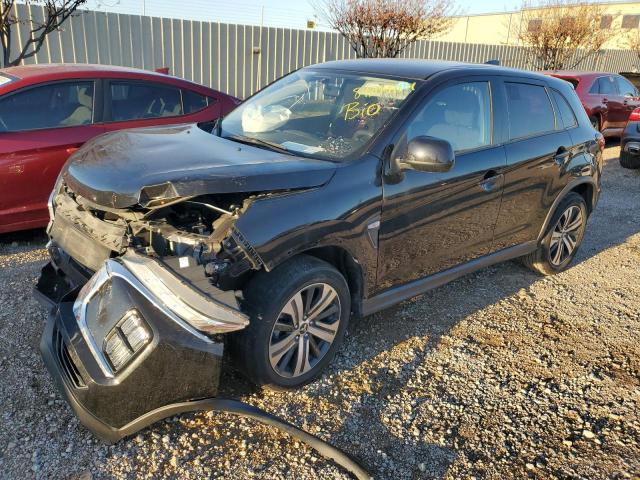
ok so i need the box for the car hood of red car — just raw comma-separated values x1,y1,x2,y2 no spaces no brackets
61,124,337,209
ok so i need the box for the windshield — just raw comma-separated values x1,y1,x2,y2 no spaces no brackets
220,70,418,161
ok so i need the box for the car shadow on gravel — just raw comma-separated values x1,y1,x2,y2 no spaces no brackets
211,259,546,477
212,161,640,477
0,228,47,243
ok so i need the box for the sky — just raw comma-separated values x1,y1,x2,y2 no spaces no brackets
85,0,528,29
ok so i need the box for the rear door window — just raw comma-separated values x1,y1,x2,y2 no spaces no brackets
597,76,616,95
551,89,578,129
109,81,183,121
0,81,94,132
505,82,555,139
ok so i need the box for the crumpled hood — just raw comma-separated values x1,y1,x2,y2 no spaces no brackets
62,124,337,209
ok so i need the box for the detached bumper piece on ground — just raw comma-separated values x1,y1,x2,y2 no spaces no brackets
36,257,369,479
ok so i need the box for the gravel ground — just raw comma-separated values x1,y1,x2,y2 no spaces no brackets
0,144,639,480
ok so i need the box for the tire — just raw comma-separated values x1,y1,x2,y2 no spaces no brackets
229,255,350,390
590,115,601,132
521,192,588,276
620,150,640,169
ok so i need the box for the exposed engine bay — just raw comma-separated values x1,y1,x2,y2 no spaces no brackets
49,182,264,293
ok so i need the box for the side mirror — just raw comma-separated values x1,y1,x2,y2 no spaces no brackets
397,136,455,173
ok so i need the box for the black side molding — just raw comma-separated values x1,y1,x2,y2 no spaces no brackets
361,241,537,316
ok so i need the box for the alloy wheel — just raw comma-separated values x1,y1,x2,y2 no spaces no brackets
549,205,583,266
268,283,341,378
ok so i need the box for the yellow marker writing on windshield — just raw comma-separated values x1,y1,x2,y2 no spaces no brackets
353,82,416,100
341,101,382,120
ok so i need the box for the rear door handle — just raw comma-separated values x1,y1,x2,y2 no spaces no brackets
479,170,504,193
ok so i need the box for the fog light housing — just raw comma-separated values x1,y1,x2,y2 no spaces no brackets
103,310,151,371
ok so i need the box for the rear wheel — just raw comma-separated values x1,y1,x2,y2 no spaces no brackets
521,192,588,275
230,255,350,390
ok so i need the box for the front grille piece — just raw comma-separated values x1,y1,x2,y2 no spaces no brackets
53,324,86,389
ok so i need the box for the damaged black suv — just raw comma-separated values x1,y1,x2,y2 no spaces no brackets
37,59,602,442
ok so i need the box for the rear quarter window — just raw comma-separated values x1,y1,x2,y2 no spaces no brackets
182,89,214,114
551,89,578,129
506,82,556,140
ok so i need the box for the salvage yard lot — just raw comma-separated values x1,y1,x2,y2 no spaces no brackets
0,145,639,480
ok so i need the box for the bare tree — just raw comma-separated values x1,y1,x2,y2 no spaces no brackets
1,0,88,67
517,0,615,70
313,0,455,58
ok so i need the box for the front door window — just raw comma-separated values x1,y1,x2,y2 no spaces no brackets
0,82,95,132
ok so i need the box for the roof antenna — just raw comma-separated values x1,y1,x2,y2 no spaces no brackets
485,59,500,66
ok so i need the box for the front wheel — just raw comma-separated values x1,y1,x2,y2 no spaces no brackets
521,192,588,275
230,255,350,390
590,115,601,132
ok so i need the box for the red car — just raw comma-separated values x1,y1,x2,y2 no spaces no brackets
0,64,239,234
546,71,640,137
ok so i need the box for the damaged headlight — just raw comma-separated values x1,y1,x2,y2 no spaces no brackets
120,253,249,335
103,310,151,371
70,253,248,376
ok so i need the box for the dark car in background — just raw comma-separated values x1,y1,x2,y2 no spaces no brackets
546,71,640,137
620,107,640,169
35,59,603,443
0,64,239,234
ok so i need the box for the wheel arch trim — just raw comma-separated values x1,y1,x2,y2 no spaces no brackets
537,177,597,242
295,245,366,317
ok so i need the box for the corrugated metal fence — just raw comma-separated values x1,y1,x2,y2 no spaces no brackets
7,4,640,99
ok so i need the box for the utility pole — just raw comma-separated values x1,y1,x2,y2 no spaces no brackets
142,0,146,16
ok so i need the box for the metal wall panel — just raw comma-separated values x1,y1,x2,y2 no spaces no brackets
5,6,640,98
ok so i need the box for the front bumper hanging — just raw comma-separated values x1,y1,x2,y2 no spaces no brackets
36,251,370,479
36,249,248,442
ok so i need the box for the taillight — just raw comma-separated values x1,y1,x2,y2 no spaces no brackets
596,132,605,152
629,107,640,122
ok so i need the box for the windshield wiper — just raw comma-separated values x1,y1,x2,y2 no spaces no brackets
226,135,292,155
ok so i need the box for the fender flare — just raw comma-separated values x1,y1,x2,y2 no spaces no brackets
536,177,597,242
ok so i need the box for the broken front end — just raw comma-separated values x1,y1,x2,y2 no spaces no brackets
36,180,261,442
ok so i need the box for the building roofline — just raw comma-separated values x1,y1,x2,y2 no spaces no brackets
451,0,640,19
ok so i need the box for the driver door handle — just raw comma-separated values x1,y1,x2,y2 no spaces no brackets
479,170,504,193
